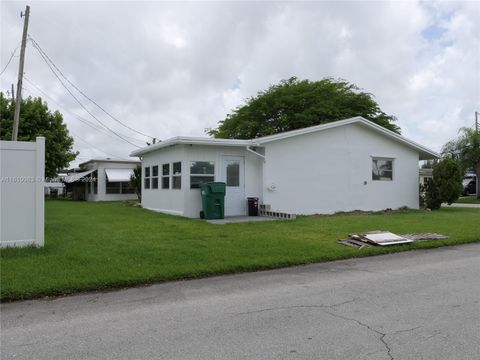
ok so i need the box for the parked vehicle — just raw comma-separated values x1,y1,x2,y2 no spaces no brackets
463,179,477,196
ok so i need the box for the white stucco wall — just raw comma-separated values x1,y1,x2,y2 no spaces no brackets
140,144,263,218
183,145,263,218
262,123,420,214
0,137,45,247
84,161,139,201
142,145,187,215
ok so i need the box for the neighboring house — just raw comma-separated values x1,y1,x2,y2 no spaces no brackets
130,117,438,218
45,173,67,196
419,168,433,187
44,181,65,196
63,159,140,201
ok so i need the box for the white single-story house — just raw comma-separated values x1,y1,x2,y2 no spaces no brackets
130,117,439,218
63,159,140,201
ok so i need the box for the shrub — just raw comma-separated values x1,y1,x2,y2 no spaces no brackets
426,158,463,209
419,183,426,209
425,179,442,210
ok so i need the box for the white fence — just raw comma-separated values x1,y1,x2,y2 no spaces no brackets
0,137,45,247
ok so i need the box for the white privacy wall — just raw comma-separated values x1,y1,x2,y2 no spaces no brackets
0,137,45,247
262,123,420,215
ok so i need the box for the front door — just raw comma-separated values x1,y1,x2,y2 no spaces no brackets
222,156,245,216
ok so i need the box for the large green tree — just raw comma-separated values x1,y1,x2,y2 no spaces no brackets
442,127,480,198
0,92,77,177
207,77,400,139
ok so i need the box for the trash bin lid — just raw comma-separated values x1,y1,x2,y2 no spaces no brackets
207,182,226,193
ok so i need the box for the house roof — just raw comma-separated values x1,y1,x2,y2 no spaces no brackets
130,116,439,160
79,158,140,168
130,137,251,157
253,117,439,160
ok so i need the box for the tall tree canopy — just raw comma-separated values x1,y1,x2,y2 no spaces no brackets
0,92,78,177
442,127,480,197
207,77,400,139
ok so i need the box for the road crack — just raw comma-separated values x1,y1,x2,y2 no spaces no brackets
322,309,395,360
232,298,359,316
233,298,424,360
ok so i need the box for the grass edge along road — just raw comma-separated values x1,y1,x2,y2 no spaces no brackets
455,196,480,204
1,201,479,302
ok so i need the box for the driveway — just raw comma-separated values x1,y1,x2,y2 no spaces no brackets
2,243,480,360
448,203,480,208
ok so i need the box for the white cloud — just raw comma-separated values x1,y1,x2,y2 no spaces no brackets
1,1,478,166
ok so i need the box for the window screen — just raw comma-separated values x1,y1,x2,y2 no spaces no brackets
144,167,151,189
162,163,170,189
172,162,181,189
226,161,240,187
190,161,214,189
372,158,393,181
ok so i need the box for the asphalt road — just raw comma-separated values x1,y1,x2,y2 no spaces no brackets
2,244,480,360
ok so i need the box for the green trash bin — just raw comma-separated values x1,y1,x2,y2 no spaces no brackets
200,182,226,219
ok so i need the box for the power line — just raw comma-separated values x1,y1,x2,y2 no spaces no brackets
70,130,127,159
28,35,157,140
22,85,130,161
21,85,142,159
23,76,146,145
29,40,142,148
0,44,20,76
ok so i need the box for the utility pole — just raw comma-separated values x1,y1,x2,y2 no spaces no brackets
11,83,15,102
476,111,480,198
476,111,479,133
12,5,30,141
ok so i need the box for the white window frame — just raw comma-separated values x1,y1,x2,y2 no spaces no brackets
162,163,170,189
152,165,159,189
372,157,394,181
144,166,151,189
190,161,215,189
172,162,182,190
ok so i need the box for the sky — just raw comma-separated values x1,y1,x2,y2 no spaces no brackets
1,0,479,167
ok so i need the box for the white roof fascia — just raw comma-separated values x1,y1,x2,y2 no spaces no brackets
130,116,439,160
254,116,439,160
130,137,252,157
253,116,362,144
79,159,140,168
358,118,440,160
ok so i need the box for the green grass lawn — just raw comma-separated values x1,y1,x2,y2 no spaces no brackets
455,196,480,204
1,201,479,301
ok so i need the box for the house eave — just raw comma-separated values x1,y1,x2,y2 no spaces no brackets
130,137,253,157
79,159,141,168
129,117,439,160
